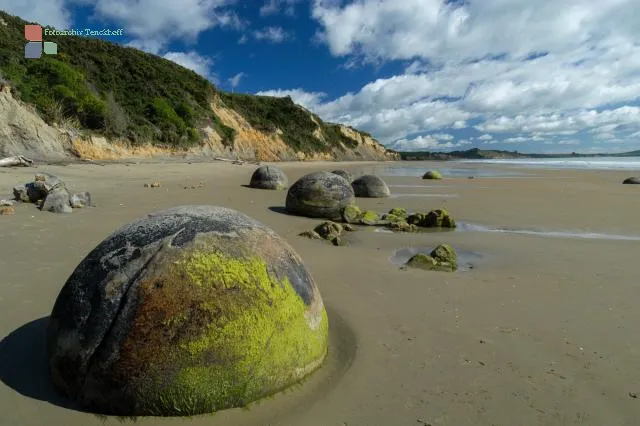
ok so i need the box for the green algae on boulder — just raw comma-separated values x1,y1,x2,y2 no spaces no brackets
286,171,355,220
299,221,355,246
341,204,363,224
405,244,458,272
249,165,288,190
422,170,442,180
407,209,456,228
360,210,380,225
388,207,408,219
46,205,328,416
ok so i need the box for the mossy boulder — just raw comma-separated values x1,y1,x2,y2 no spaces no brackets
351,175,391,198
622,177,640,184
46,206,328,416
422,170,442,180
285,171,355,220
388,207,408,219
407,209,456,228
381,213,404,223
386,220,418,232
341,204,363,224
406,244,458,272
249,165,289,190
360,210,380,225
330,170,354,182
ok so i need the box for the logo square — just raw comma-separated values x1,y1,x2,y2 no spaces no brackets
25,24,42,41
43,42,58,54
25,41,42,59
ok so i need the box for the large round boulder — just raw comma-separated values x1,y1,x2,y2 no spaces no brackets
330,169,354,182
351,174,391,198
623,177,640,184
249,165,288,190
285,171,355,220
46,205,328,416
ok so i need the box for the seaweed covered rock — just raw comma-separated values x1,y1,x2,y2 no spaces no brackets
341,204,363,224
47,206,329,416
388,207,408,219
249,165,289,190
407,209,456,228
286,171,355,220
360,210,380,225
406,244,458,272
351,175,391,198
422,170,442,180
386,220,418,232
623,177,640,184
330,170,354,182
299,221,355,246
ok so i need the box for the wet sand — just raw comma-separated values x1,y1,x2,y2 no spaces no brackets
1,160,639,426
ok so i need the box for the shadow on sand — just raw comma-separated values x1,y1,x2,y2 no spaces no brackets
267,206,292,216
0,316,83,412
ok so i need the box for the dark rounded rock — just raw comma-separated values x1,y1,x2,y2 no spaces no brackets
46,205,328,416
351,174,391,198
623,177,640,184
249,165,288,190
285,172,355,220
330,169,353,182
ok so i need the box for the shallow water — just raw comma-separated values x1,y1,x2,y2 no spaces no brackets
457,156,640,171
389,246,482,271
357,165,530,178
458,222,640,241
389,193,459,198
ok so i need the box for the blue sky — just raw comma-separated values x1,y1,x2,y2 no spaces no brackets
5,0,640,153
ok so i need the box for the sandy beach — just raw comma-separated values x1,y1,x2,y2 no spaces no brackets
1,160,639,426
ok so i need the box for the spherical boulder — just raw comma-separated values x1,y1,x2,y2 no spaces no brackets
249,165,289,190
285,171,355,220
422,170,442,180
623,177,640,184
330,169,354,182
46,205,328,416
351,174,391,198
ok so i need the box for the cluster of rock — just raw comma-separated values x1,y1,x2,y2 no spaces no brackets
12,173,92,213
299,221,355,246
404,244,458,272
46,205,328,416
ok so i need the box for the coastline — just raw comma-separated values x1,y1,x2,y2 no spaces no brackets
1,160,639,426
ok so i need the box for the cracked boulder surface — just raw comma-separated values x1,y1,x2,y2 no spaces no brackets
46,205,328,416
249,165,289,190
285,171,355,220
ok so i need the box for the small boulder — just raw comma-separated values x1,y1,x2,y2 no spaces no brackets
407,209,456,228
422,170,442,180
41,188,72,213
406,244,458,272
341,204,363,224
314,221,343,240
386,221,418,232
388,207,408,219
298,230,322,239
0,206,15,215
623,177,640,184
70,192,92,208
351,175,391,198
33,173,66,193
286,171,356,220
249,165,288,190
13,182,45,203
360,210,380,225
330,170,353,182
0,199,15,206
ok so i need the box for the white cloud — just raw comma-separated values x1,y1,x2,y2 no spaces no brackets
478,134,493,141
260,0,300,16
2,0,70,29
238,34,248,44
255,88,328,111
89,0,242,51
162,51,218,83
228,72,246,88
387,134,470,151
503,136,529,144
253,26,290,43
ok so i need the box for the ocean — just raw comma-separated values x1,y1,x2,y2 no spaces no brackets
457,156,640,171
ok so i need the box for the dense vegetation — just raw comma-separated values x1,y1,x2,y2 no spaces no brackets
218,93,359,153
0,10,375,154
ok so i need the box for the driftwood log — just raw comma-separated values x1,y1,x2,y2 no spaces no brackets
213,157,261,166
0,155,34,167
